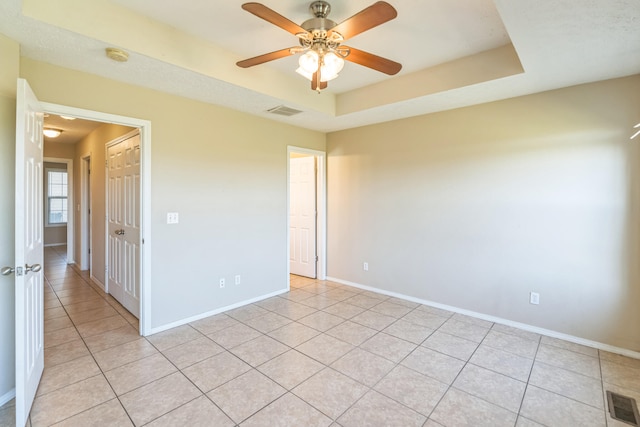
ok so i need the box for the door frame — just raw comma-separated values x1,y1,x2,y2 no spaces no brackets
43,157,73,262
287,146,326,285
41,102,152,336
79,154,91,271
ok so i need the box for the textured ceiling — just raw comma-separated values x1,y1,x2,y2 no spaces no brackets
1,0,639,133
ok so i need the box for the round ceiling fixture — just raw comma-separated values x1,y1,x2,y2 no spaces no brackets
43,128,63,138
105,47,129,62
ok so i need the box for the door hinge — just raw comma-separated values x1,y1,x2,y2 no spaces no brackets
15,266,23,277
88,248,91,254
105,160,108,167
316,255,319,262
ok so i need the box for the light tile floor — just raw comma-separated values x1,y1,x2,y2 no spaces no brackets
1,246,640,426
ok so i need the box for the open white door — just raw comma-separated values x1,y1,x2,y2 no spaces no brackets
290,156,317,278
107,132,141,318
15,79,45,426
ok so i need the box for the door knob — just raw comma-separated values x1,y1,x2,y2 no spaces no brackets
25,264,41,273
1,267,14,276
115,229,125,235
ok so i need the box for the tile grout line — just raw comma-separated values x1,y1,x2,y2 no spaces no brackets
424,320,495,424
311,299,443,424
513,331,542,426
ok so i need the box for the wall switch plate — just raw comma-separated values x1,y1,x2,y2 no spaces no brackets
363,262,369,271
235,275,241,285
219,278,225,288
530,292,540,305
167,212,179,224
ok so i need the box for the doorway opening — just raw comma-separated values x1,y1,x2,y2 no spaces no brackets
42,102,152,335
287,146,326,288
42,156,73,263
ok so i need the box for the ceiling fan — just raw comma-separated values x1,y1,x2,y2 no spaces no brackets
236,1,402,92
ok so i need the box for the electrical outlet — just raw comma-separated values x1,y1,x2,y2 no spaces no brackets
167,212,179,224
363,262,369,271
219,278,225,288
530,292,540,305
235,275,241,285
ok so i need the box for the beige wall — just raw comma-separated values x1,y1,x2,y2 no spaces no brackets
20,58,326,329
327,75,640,351
74,123,134,285
0,34,18,402
44,141,75,159
44,225,66,246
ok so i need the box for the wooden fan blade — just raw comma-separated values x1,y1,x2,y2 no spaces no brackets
242,3,308,37
343,46,402,75
236,47,297,68
328,1,397,41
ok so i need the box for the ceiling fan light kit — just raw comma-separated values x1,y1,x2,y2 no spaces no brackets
237,1,402,92
295,50,344,82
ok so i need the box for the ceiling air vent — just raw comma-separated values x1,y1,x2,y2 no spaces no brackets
266,105,303,117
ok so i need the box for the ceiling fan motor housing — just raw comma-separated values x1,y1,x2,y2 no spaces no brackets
310,1,331,18
303,0,338,41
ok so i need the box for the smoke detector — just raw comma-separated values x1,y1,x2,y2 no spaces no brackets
105,47,129,62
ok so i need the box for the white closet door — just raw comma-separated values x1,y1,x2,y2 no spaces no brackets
290,156,317,278
107,133,141,317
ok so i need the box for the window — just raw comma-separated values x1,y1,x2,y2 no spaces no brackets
47,169,68,225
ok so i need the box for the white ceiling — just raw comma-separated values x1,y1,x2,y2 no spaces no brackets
1,0,639,133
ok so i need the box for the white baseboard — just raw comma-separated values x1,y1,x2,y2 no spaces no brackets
89,275,104,291
0,388,15,407
326,276,640,360
149,288,289,335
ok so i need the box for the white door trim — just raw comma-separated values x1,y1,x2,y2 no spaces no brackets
40,102,152,336
43,157,74,263
287,146,326,286
79,154,91,271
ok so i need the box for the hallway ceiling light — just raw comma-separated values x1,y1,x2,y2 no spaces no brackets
59,115,76,120
43,128,63,138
